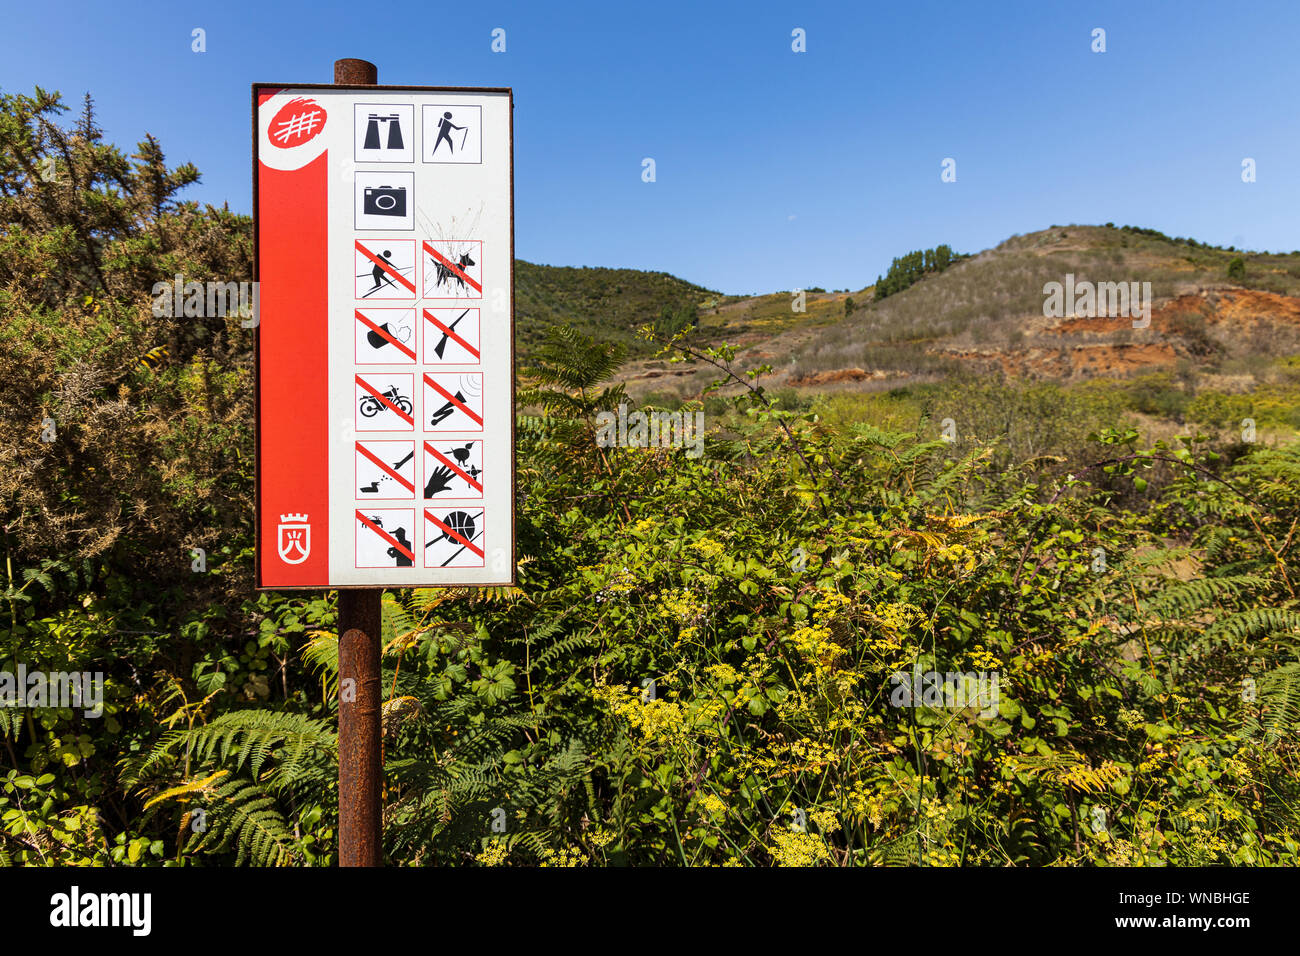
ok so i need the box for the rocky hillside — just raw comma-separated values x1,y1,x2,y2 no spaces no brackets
615,225,1300,400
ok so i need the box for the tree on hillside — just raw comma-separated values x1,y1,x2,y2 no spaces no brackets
874,243,957,300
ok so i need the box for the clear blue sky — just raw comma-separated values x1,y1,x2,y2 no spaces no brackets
3,0,1297,294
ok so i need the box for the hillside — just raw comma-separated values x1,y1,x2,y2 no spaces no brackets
792,225,1300,384
515,260,717,358
616,225,1300,409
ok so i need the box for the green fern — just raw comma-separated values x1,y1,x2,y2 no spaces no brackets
182,776,300,866
1245,661,1300,745
1205,608,1300,645
128,710,335,789
1148,575,1267,618
0,707,18,741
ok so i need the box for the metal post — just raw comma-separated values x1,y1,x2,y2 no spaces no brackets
335,56,383,868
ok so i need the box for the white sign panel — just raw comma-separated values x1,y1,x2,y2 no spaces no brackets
255,85,514,588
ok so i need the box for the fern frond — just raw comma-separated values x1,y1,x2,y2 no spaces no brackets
1245,661,1300,746
1205,608,1300,646
129,710,335,789
1007,754,1123,793
184,776,299,866
1148,575,1268,618
0,707,19,741
143,769,229,810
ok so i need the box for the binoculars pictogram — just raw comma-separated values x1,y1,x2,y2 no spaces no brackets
363,113,404,151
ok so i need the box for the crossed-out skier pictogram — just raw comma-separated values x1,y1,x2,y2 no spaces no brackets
355,240,416,299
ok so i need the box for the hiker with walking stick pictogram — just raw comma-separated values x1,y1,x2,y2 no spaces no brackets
422,105,481,163
433,112,467,156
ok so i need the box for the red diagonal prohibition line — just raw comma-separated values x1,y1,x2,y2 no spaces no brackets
423,241,482,293
424,441,483,493
356,310,417,361
356,442,416,494
423,309,480,360
356,241,416,294
423,375,483,427
356,510,414,562
425,509,485,559
356,375,414,426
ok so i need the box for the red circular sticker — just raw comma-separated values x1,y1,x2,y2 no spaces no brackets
268,97,328,149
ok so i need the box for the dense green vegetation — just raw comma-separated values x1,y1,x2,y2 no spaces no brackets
3,90,1300,867
517,260,712,359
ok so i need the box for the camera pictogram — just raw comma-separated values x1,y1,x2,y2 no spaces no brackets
355,171,414,230
363,185,407,217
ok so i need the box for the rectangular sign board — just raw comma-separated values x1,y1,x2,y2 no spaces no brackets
253,84,514,588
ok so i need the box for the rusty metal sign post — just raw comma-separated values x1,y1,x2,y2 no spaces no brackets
336,56,383,871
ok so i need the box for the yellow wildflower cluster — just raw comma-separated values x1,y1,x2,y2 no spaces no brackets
767,828,832,867
1222,756,1252,781
1117,707,1145,731
862,601,925,658
838,782,886,829
1177,809,1233,860
933,542,979,573
592,682,724,744
538,845,590,867
661,590,708,642
1183,754,1211,775
873,601,925,632
1137,744,1171,774
631,518,656,536
810,808,841,834
922,841,963,866
696,792,727,821
604,567,638,594
1102,818,1163,866
1103,838,1138,865
623,697,686,740
770,737,839,775
790,623,846,676
690,537,725,560
811,588,852,619
705,662,740,685
966,646,1002,670
475,839,509,866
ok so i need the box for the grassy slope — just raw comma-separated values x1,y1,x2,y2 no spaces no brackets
515,260,719,360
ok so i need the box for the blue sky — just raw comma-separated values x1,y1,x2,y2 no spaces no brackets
3,0,1298,293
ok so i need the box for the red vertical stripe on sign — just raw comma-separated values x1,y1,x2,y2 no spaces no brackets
258,148,329,586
